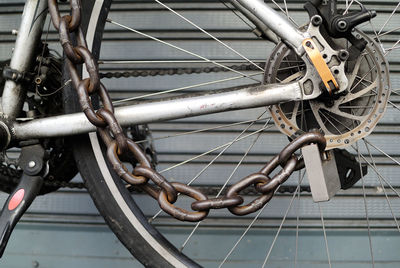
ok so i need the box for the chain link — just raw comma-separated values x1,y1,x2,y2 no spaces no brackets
48,0,326,222
99,63,265,79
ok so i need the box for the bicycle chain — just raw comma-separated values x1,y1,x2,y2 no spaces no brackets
49,0,325,222
2,57,309,194
99,63,265,79
0,164,85,189
2,57,304,193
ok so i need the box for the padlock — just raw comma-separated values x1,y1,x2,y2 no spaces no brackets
302,143,340,202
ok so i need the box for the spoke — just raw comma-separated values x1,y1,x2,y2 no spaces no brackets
324,111,353,132
218,199,269,267
135,116,270,144
363,139,400,166
282,60,304,64
369,20,385,54
218,0,254,30
385,45,400,53
318,109,344,134
349,65,376,93
355,141,375,267
218,185,291,267
384,39,400,56
261,173,306,268
283,0,290,19
363,139,400,232
271,0,299,27
106,18,261,83
355,75,373,85
343,0,356,15
151,111,270,222
389,100,400,113
113,72,263,104
352,145,400,199
301,100,307,130
391,88,400,96
159,113,270,174
377,26,400,38
277,64,306,72
309,103,329,133
347,54,364,87
185,118,271,188
378,1,400,35
99,59,265,64
155,0,263,71
318,204,332,268
294,171,302,268
339,105,374,109
291,102,300,122
179,118,271,251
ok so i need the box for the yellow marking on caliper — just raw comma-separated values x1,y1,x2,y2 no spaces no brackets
302,38,339,95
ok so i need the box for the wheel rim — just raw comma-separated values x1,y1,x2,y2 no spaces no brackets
85,1,400,267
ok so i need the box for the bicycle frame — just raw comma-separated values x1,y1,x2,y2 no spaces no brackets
3,0,311,141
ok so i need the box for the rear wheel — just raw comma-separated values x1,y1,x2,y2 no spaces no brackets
66,1,400,267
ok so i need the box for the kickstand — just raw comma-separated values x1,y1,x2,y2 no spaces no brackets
0,142,46,257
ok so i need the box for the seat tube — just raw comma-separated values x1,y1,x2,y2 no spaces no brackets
1,0,48,119
235,0,307,55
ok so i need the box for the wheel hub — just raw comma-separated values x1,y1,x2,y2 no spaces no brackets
265,29,390,149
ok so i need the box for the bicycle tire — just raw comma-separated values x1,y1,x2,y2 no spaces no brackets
64,1,399,267
64,1,199,267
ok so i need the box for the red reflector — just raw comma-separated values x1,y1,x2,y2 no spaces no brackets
8,189,25,211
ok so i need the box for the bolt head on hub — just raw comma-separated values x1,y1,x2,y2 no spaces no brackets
337,20,348,30
28,161,36,168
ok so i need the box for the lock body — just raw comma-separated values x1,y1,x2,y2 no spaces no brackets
302,144,340,202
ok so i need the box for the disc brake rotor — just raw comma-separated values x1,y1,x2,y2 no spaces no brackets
265,30,390,149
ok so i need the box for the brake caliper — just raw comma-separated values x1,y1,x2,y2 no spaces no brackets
299,0,377,98
304,0,376,60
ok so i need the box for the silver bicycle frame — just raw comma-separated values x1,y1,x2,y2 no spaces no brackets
1,0,48,119
4,0,310,141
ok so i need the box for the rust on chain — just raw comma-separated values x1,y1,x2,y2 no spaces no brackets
106,140,150,185
49,0,327,221
279,131,326,170
134,166,177,203
191,195,243,211
158,182,209,222
226,173,274,216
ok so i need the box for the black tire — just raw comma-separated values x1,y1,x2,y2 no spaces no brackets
63,1,200,267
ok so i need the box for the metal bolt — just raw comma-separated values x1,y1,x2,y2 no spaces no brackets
338,49,349,61
28,161,36,168
35,77,42,85
311,15,322,26
32,260,39,268
337,20,347,30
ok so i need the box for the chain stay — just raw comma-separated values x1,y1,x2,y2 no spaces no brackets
49,0,326,222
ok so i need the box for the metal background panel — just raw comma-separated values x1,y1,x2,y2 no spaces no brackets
0,1,399,267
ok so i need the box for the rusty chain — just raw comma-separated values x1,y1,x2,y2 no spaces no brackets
48,0,327,222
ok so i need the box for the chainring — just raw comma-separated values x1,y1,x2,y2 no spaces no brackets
265,29,390,149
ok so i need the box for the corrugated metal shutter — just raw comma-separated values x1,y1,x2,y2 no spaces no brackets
0,0,399,265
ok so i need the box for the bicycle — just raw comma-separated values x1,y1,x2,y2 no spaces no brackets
0,0,398,267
